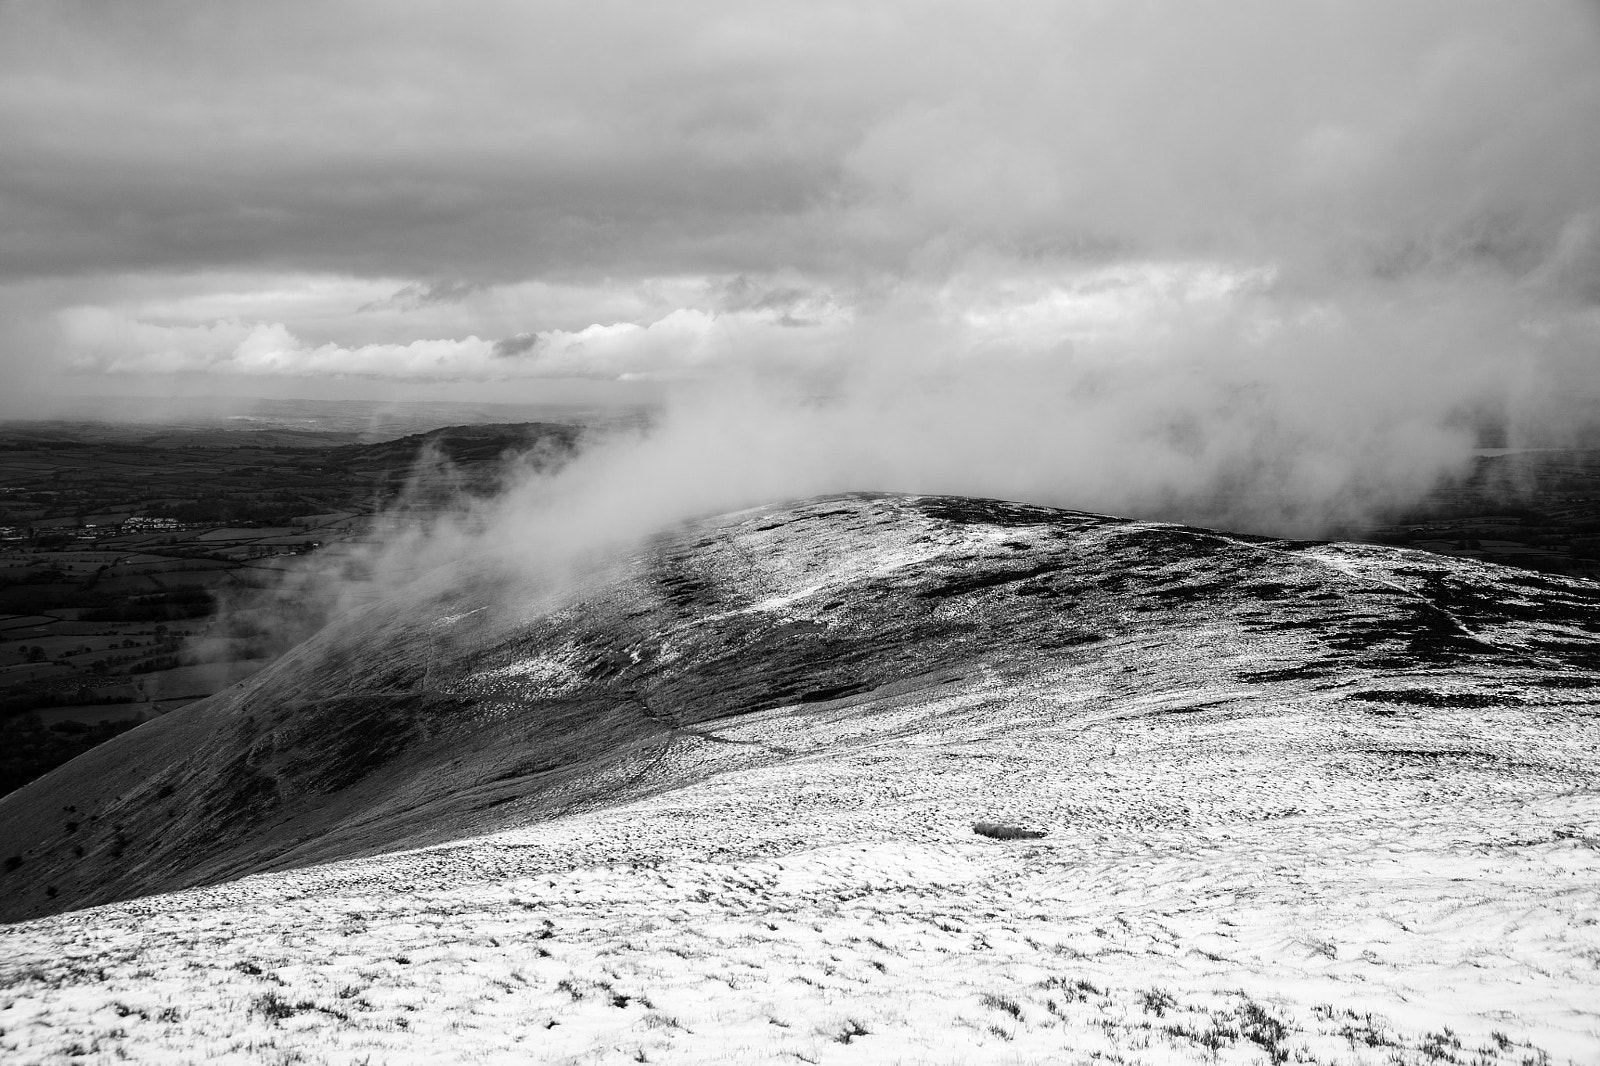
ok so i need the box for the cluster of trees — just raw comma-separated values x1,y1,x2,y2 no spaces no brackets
127,653,181,674
1,715,141,797
87,644,181,676
144,493,312,526
0,684,136,721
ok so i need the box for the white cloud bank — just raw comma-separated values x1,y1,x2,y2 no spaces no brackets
57,295,853,381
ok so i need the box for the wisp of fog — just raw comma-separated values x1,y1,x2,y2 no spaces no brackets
204,250,1599,664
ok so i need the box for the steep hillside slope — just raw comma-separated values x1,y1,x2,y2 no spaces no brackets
2,493,1599,1063
4,492,1599,924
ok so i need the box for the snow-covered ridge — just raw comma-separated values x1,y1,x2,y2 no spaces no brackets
2,492,1598,1063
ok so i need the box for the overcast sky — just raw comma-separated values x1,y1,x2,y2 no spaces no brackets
0,0,1597,416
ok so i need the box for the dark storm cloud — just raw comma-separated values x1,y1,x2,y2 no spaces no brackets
0,0,853,282
2,1,1596,286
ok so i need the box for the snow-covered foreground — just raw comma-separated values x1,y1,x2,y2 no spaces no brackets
3,494,1599,1064
5,657,1599,1065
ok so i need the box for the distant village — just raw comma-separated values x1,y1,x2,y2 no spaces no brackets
0,515,327,551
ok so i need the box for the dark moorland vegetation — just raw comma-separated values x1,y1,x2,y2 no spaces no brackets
1364,450,1600,577
0,420,581,795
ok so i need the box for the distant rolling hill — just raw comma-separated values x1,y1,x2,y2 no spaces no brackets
2,493,1598,1063
324,420,584,472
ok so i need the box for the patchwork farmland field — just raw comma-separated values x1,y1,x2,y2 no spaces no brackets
0,419,582,795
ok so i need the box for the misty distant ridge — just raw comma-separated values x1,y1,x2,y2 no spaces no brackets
4,395,647,444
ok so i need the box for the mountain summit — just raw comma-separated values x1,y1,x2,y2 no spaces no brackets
3,493,1598,1062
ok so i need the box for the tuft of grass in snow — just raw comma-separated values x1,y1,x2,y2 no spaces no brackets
832,1018,870,1044
979,992,1024,1021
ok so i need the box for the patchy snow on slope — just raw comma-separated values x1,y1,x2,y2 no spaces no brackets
468,654,586,695
3,494,1599,1064
5,668,1598,1065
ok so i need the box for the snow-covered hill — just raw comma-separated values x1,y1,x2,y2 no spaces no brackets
3,493,1598,1064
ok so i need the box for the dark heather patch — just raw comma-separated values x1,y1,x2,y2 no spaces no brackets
274,693,449,792
1149,581,1230,602
1344,689,1509,708
205,755,282,826
655,567,715,614
1421,573,1600,629
914,495,1108,528
1506,572,1583,595
1360,748,1480,761
1528,640,1600,671
1524,675,1600,688
786,508,861,523
1037,631,1104,649
1236,664,1330,683
1103,528,1227,561
917,563,1063,599
1162,525,1278,546
797,681,875,704
1245,617,1333,632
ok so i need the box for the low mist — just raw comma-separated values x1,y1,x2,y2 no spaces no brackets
194,244,1599,665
